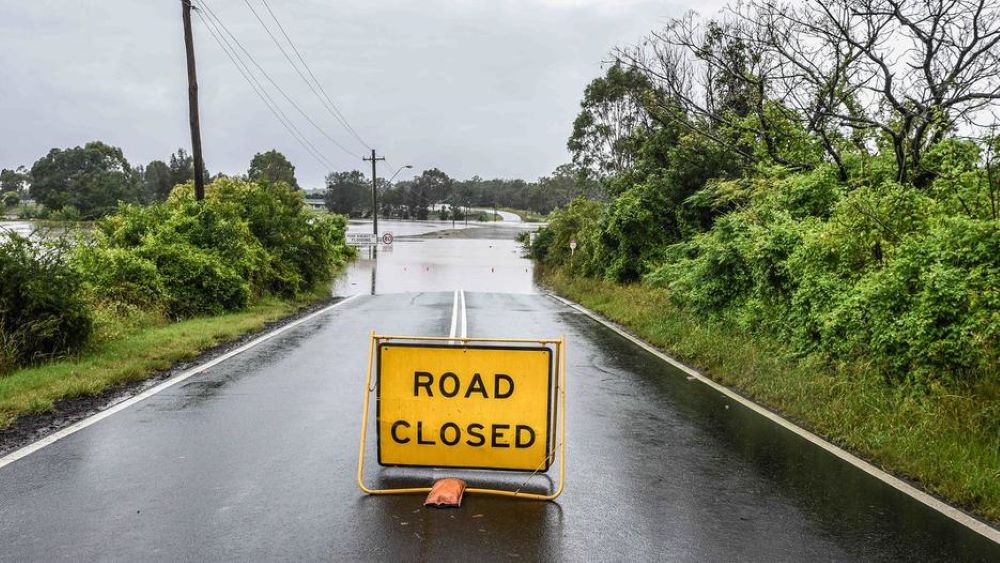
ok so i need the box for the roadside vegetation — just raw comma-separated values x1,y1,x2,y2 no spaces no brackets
0,177,352,428
528,1,1000,521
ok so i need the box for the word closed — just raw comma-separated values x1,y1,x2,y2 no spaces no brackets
377,344,553,471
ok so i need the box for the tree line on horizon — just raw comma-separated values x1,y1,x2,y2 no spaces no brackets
1,143,302,220
2,140,600,221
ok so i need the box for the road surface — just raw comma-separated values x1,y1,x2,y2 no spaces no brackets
0,220,997,561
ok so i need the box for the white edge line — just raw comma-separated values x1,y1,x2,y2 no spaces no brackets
459,289,468,338
0,294,363,471
548,292,1000,544
449,290,459,341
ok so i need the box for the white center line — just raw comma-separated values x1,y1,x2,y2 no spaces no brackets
459,289,468,338
448,290,459,341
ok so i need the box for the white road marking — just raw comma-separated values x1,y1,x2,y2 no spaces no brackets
549,293,1000,544
0,294,362,471
449,290,459,341
459,289,468,338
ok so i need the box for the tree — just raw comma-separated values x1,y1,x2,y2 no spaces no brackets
29,141,141,218
248,149,299,188
324,170,368,216
2,191,19,208
409,169,454,219
533,164,602,213
624,1,1000,184
167,148,209,189
142,160,173,202
0,166,29,194
568,64,655,177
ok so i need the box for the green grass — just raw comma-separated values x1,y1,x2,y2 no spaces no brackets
542,267,1000,523
0,286,332,430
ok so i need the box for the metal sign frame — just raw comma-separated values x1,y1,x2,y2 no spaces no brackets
357,332,567,501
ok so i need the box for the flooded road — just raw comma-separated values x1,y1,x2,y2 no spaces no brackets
0,220,996,561
334,219,538,295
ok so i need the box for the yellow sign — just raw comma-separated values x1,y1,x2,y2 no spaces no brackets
377,343,553,471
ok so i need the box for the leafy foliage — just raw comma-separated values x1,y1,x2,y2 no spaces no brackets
248,149,298,188
84,178,350,319
29,141,141,219
0,233,92,373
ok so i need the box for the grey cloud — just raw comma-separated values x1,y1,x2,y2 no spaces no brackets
0,0,719,188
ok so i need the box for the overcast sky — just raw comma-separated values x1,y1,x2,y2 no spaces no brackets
1,0,726,188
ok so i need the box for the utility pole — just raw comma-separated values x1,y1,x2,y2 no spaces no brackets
363,149,385,236
182,0,206,201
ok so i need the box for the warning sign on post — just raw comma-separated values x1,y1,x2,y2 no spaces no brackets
377,343,553,471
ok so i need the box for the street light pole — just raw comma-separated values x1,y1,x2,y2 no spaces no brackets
387,164,413,221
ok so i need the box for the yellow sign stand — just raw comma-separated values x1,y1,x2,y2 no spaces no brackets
357,332,567,501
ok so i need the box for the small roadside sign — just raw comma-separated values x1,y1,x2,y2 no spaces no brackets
346,233,378,246
570,239,577,255
377,343,553,471
381,232,394,245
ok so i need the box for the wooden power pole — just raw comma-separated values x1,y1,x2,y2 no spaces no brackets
182,0,206,201
363,149,385,236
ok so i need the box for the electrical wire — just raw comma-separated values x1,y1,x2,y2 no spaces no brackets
193,5,336,170
195,0,362,160
252,0,372,150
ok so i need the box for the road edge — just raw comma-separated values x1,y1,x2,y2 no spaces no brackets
548,292,1000,544
0,294,362,471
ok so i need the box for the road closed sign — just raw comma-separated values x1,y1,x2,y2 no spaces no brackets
377,343,553,471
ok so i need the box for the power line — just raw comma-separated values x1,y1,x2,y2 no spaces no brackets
257,0,371,150
196,9,334,170
193,4,336,170
195,0,362,160
244,0,369,149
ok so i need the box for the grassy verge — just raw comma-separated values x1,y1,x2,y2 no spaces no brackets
542,267,1000,523
0,285,333,430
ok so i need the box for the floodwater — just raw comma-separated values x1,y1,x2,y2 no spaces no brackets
334,219,540,295
0,220,84,242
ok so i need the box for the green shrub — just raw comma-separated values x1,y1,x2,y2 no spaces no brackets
529,198,604,275
819,215,999,381
0,233,92,373
70,244,165,308
642,168,998,383
2,192,19,208
140,242,250,318
90,178,350,317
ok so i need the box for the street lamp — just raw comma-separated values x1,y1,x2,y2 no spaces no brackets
388,164,413,183
384,165,412,221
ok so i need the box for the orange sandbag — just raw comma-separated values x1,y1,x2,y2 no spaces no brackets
424,478,468,508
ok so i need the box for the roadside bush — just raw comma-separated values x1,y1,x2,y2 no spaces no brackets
0,233,91,373
192,178,351,295
529,198,603,275
70,245,165,308
89,178,351,318
816,215,999,381
141,242,250,318
641,167,998,383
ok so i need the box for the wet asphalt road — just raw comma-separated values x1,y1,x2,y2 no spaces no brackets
0,220,997,561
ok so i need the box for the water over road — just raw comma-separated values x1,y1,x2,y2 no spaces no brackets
0,219,996,561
